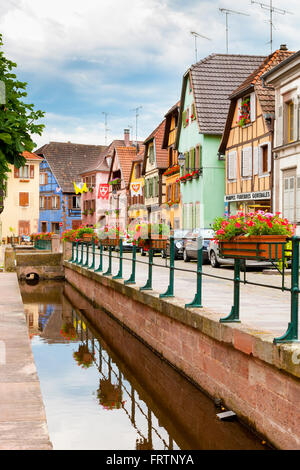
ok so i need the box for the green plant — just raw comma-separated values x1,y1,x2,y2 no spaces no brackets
213,211,295,242
0,34,45,195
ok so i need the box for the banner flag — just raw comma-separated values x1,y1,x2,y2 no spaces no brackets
130,182,142,197
73,181,87,194
98,184,109,199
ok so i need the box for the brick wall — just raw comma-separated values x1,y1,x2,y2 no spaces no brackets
65,262,300,449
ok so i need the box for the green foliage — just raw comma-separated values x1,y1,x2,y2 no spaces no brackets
0,33,45,191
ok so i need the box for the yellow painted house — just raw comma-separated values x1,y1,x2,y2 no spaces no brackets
0,151,43,241
219,49,294,215
162,101,181,229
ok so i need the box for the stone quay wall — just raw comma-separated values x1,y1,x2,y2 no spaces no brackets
64,261,300,450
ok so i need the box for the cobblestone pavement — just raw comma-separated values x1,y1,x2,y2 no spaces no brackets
79,247,298,339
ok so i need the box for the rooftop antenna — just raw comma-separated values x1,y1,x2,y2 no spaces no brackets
250,1,293,53
102,112,110,146
219,8,250,54
190,31,211,63
131,106,142,145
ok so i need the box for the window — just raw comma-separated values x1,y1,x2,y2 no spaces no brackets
168,148,173,167
167,184,172,202
40,172,48,185
191,103,196,121
19,220,30,236
283,173,295,223
40,196,45,209
174,182,179,202
72,195,80,209
135,163,141,179
259,143,271,175
19,192,29,207
51,222,60,234
148,145,154,164
14,165,35,179
52,196,60,210
288,101,294,142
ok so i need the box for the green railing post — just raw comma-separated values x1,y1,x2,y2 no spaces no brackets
68,242,75,262
160,237,175,298
186,236,203,308
77,242,84,266
125,244,137,285
113,239,123,279
72,242,79,263
103,245,112,276
94,242,103,272
140,247,153,291
88,238,96,270
83,242,90,267
274,236,300,343
220,258,241,323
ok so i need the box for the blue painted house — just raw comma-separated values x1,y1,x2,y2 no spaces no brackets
36,142,105,234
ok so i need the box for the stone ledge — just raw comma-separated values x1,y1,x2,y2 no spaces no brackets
64,261,300,379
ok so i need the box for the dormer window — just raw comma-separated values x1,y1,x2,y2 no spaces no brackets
237,96,251,127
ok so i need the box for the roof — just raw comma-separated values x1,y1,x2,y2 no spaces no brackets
143,119,168,173
36,142,106,192
219,49,295,154
176,54,267,142
262,49,300,83
23,151,43,161
114,146,139,186
128,149,145,187
162,100,180,149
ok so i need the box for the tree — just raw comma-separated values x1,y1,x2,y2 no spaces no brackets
0,33,45,210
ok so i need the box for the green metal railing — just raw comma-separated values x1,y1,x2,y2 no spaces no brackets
34,239,52,250
68,236,300,344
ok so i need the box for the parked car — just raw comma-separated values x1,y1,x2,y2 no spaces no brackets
207,239,279,269
182,229,212,263
160,229,190,260
115,238,133,252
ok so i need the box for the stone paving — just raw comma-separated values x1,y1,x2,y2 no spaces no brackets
0,273,52,450
83,248,298,339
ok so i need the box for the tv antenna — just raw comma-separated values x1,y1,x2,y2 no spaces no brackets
190,31,211,63
250,1,293,53
102,112,110,146
131,106,142,145
219,8,250,54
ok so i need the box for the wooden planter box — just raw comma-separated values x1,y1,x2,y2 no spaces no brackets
82,233,94,242
100,237,120,247
219,235,288,261
140,236,168,250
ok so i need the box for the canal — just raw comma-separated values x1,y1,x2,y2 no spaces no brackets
19,280,268,450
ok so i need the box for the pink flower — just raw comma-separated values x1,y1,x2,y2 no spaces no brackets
235,222,241,228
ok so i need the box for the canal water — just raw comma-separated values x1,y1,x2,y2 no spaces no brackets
20,280,268,451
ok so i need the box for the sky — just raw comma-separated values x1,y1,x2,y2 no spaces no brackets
1,0,300,149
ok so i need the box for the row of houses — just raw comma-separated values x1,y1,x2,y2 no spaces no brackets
1,45,300,241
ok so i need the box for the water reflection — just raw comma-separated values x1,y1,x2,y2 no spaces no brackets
19,281,268,451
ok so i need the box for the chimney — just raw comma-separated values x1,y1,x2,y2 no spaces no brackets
280,44,288,51
124,129,130,147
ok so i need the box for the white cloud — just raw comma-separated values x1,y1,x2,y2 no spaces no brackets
2,0,300,147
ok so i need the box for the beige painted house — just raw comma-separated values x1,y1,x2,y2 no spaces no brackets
0,151,43,241
219,48,294,215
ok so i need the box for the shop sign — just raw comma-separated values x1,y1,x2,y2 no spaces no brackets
224,190,271,202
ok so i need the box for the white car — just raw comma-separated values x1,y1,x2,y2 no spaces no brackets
207,239,275,269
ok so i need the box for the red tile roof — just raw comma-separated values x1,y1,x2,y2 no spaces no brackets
115,146,143,186
23,151,43,161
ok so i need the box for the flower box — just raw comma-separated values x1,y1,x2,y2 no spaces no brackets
100,237,120,247
82,233,94,242
219,235,288,261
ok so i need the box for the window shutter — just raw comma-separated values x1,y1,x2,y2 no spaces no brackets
296,176,300,222
182,110,186,128
195,146,200,169
277,105,283,147
237,98,242,121
227,151,237,180
253,147,259,175
258,146,263,175
30,165,34,178
19,192,29,206
267,142,272,173
14,167,19,178
190,148,195,170
185,152,189,174
242,147,252,177
250,92,256,122
199,145,202,169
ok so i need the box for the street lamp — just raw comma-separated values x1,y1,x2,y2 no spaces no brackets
177,153,186,168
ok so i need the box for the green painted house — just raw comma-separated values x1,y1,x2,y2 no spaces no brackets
176,53,266,238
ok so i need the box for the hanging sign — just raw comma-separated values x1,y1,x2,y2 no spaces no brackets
130,182,142,197
98,184,109,199
73,181,88,194
55,186,62,193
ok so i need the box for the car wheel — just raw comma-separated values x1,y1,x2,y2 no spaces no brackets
183,249,190,262
140,248,146,256
161,249,167,258
210,250,220,268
